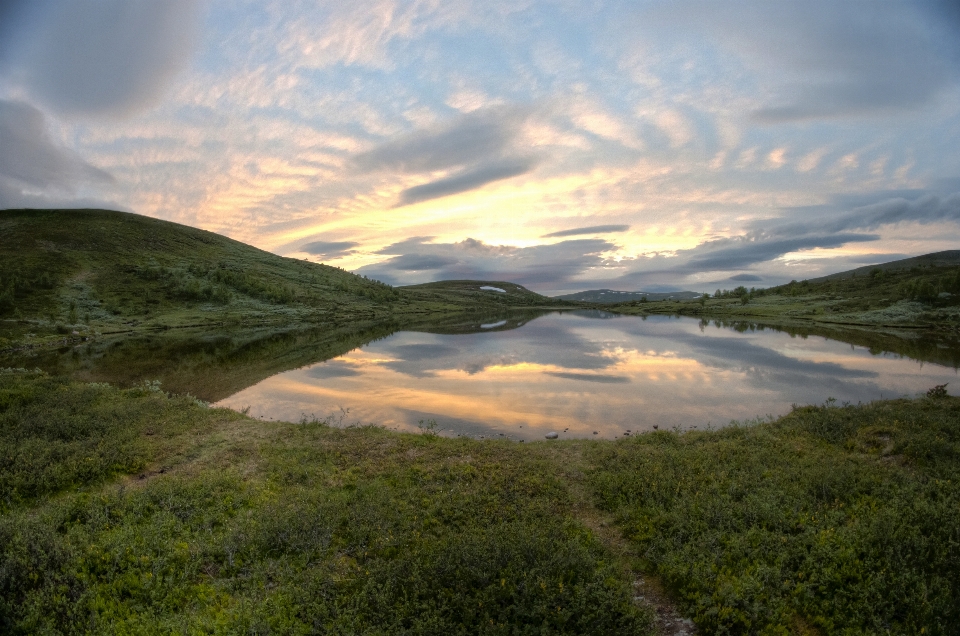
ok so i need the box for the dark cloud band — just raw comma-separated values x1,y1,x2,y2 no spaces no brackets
395,159,534,207
300,240,359,260
542,225,630,238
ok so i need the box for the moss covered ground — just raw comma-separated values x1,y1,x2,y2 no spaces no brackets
2,368,959,634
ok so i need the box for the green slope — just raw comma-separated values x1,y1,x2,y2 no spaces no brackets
0,209,561,347
0,209,397,331
608,251,960,332
399,279,564,313
555,289,701,303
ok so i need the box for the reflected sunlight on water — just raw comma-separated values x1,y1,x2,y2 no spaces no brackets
216,312,960,439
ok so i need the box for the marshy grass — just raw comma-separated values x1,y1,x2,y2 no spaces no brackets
1,368,959,634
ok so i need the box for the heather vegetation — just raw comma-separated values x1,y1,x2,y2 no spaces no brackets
2,369,959,634
0,369,650,634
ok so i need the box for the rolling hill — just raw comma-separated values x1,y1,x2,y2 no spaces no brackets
607,250,960,333
0,209,559,347
555,289,701,303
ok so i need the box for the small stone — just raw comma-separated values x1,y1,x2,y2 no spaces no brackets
653,425,659,430
623,432,631,436
545,431,559,439
593,431,598,435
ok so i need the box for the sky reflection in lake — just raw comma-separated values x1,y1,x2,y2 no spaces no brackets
216,312,959,440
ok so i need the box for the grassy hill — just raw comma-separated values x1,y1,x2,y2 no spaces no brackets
809,250,960,282
0,209,397,333
555,289,701,303
399,280,564,315
0,209,560,348
609,251,960,333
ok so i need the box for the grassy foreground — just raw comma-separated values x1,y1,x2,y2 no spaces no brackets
2,369,959,634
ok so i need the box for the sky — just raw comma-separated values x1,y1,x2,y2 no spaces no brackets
2,0,960,294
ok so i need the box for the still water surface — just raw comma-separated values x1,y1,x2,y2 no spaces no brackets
216,311,959,440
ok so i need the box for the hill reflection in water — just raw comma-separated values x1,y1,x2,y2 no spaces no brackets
216,312,960,439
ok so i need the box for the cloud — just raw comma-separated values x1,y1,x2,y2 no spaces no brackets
305,361,360,379
674,331,877,380
395,159,534,207
545,372,630,384
388,253,460,271
301,240,360,260
387,344,460,361
361,236,613,287
652,0,959,122
682,233,878,271
758,190,960,238
833,193,960,231
598,186,960,291
355,106,531,174
0,99,114,207
542,225,630,238
355,106,538,204
1,0,202,117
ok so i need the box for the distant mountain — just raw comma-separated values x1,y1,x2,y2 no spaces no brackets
555,289,701,303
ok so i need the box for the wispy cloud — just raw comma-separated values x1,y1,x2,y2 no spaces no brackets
542,224,630,238
395,159,535,206
355,106,531,174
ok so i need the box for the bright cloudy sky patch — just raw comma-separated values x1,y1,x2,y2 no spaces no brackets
2,0,960,294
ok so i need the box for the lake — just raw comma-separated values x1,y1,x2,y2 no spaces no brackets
213,311,959,440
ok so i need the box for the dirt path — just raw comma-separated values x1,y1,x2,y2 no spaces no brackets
545,444,697,635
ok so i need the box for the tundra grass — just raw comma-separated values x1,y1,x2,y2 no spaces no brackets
2,369,959,634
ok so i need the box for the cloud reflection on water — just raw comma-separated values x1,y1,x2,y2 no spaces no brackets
218,313,958,439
